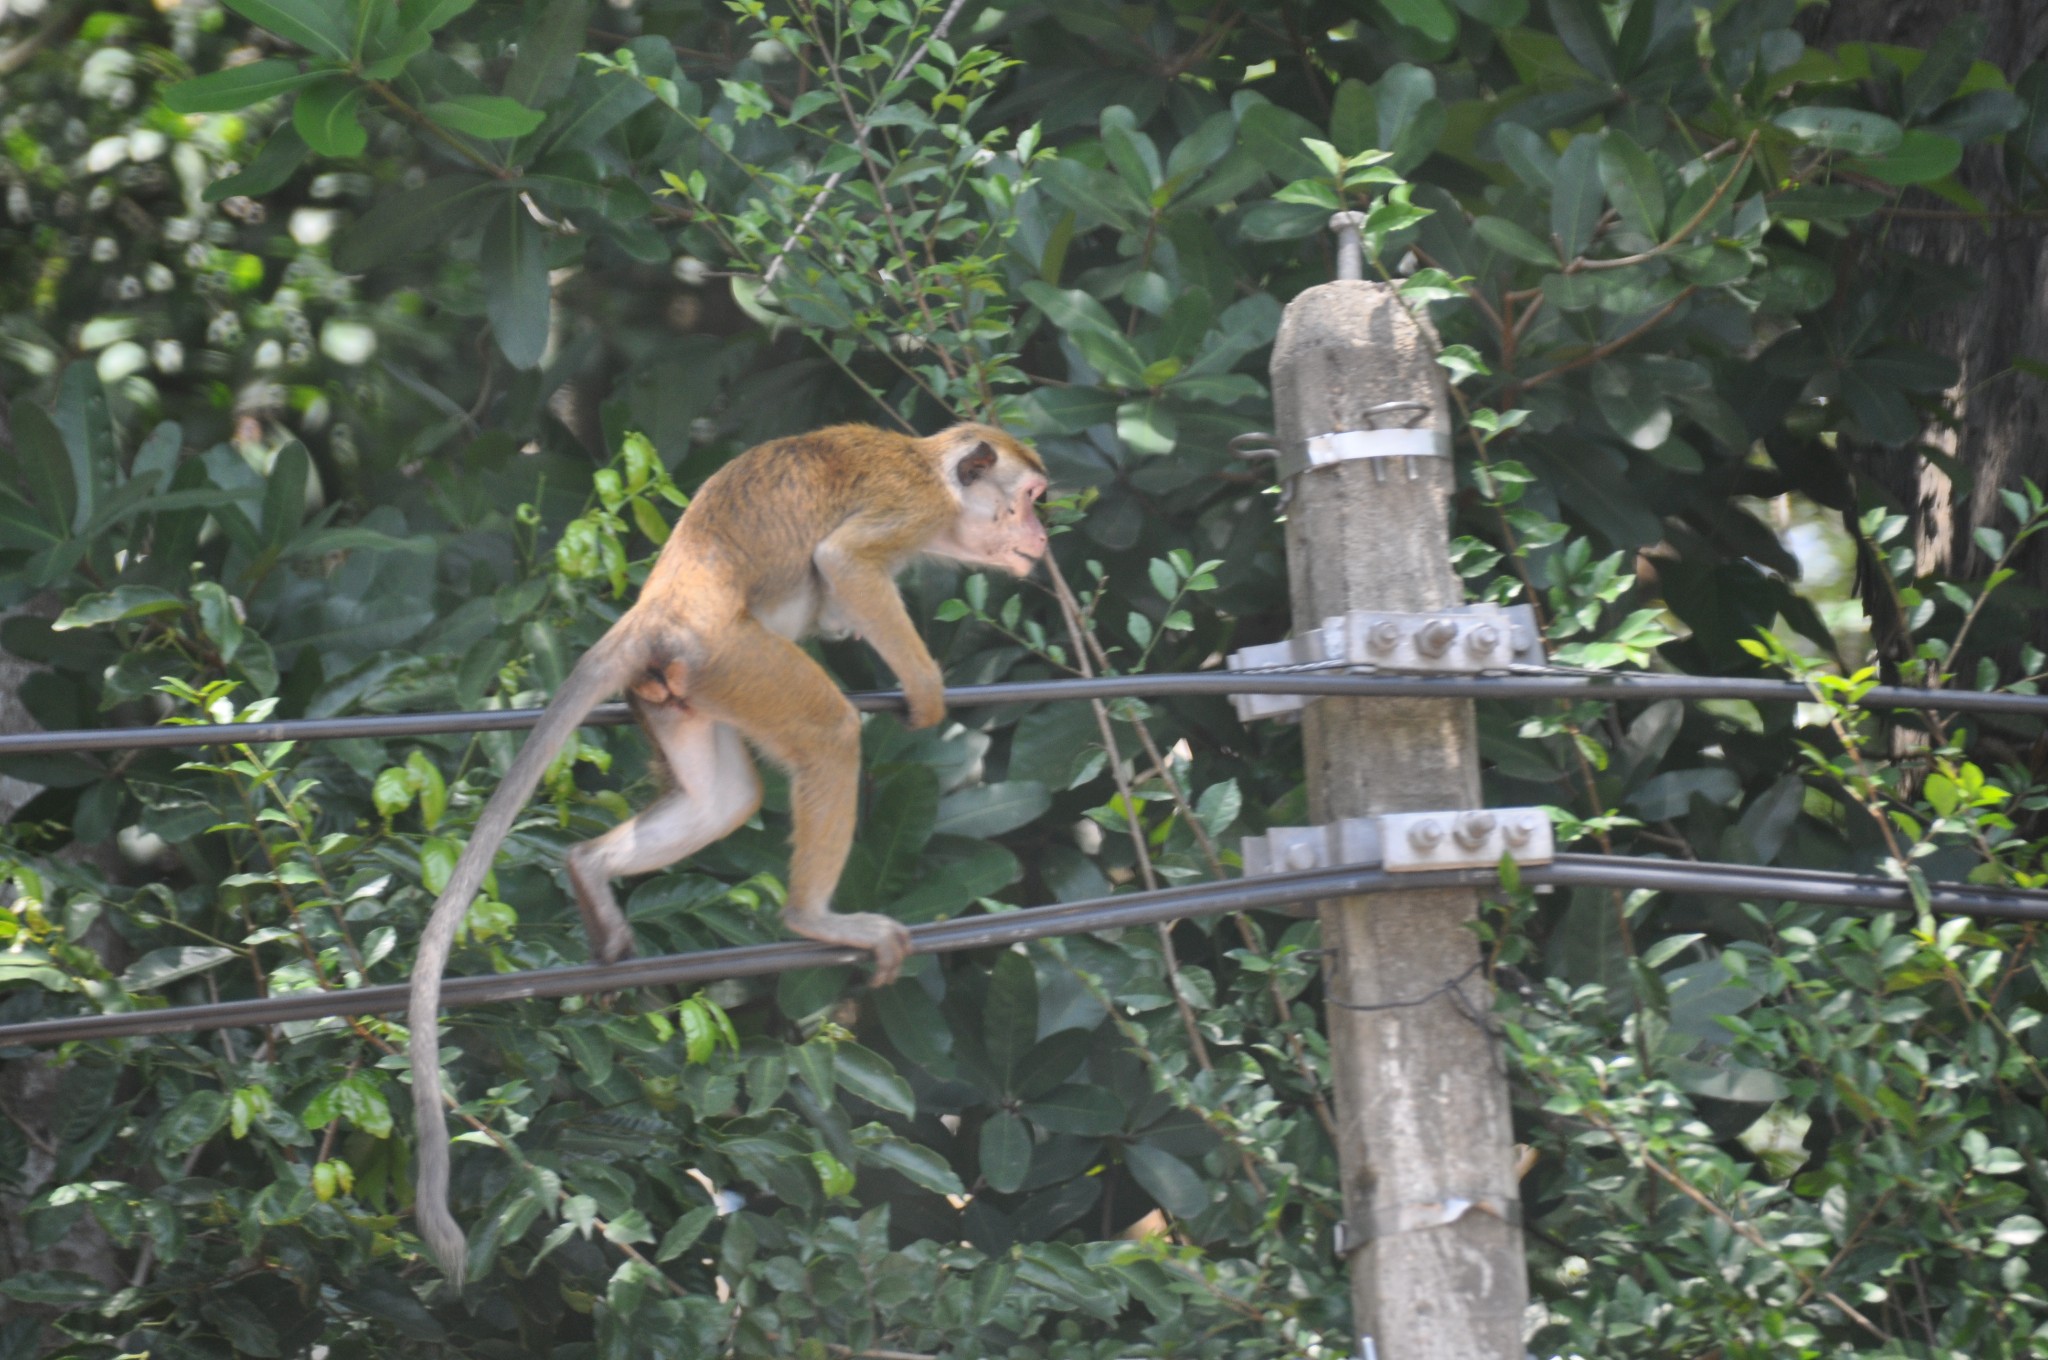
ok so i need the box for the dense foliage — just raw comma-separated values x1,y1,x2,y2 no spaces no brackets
6,0,2048,1356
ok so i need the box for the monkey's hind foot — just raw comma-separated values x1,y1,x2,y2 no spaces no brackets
783,908,912,988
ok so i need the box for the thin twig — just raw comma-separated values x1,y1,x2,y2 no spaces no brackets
1042,556,1215,1075
760,0,971,284
1508,287,1698,396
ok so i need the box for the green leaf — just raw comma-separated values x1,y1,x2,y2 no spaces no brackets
984,951,1039,1085
52,585,182,630
0,1271,110,1306
158,1089,231,1154
221,0,351,59
1550,135,1603,259
1473,215,1557,266
397,0,476,36
1845,130,1963,186
121,945,235,991
854,1128,964,1196
1021,1083,1124,1135
12,399,77,534
655,1205,716,1262
1124,1143,1209,1218
833,1043,916,1118
332,175,497,271
1771,106,1903,156
292,76,368,157
1382,0,1456,42
504,0,590,106
163,58,319,113
481,198,551,370
933,781,1050,838
204,125,310,203
980,1112,1032,1193
424,95,546,141
261,441,310,546
301,1073,393,1137
1598,132,1665,239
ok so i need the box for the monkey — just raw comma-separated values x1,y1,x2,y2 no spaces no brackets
406,422,1049,1284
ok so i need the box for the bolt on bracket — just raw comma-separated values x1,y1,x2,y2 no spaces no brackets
1241,807,1553,878
1225,602,1542,723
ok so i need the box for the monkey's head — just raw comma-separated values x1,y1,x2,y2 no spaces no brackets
928,424,1050,577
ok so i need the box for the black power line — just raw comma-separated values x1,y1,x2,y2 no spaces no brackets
0,670,2043,758
4,854,2044,1049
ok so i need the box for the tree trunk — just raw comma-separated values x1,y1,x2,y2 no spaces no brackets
1800,2,2048,650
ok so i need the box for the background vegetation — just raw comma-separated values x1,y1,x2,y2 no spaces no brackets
6,0,2048,1356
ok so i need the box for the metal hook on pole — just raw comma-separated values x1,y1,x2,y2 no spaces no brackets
1330,210,1368,281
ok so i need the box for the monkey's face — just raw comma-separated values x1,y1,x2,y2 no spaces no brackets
933,436,1050,577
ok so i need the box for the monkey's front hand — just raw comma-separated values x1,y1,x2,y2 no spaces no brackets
784,906,913,987
902,666,946,731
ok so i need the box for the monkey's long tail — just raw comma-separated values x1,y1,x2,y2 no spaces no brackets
407,628,635,1287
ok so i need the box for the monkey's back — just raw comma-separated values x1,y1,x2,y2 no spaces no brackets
641,424,951,630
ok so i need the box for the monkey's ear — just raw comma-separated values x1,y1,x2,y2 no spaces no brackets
955,442,998,486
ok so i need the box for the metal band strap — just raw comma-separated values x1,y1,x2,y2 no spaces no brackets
1332,1194,1523,1256
1282,426,1454,480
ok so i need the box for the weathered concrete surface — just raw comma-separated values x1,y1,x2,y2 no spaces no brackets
1273,280,1526,1358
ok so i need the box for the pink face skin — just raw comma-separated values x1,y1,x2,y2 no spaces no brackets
933,468,1049,576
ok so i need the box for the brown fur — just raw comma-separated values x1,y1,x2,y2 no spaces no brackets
405,422,1047,1283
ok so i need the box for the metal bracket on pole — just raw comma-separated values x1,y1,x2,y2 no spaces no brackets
1224,602,1542,722
1241,807,1553,877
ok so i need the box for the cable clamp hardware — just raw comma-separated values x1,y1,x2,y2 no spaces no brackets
1225,602,1542,721
1242,807,1553,877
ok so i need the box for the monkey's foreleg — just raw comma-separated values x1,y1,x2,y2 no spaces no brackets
565,706,759,964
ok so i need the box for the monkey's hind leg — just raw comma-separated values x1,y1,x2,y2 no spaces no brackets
565,702,760,965
694,622,913,986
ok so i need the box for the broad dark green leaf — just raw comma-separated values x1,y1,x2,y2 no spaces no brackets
1771,106,1903,156
10,401,77,534
261,441,310,546
504,0,590,106
1473,215,1557,266
1901,15,1988,121
980,1113,1032,1194
122,944,236,990
833,1043,916,1118
1846,130,1963,186
332,174,497,271
222,0,350,59
1022,1084,1124,1136
163,58,319,113
53,585,182,631
984,951,1038,1084
1550,135,1603,258
424,95,546,141
1237,100,1328,182
292,76,367,157
158,1090,230,1154
1598,131,1665,239
857,1132,965,1196
1547,0,1617,82
933,780,1049,838
1123,1143,1209,1218
1383,0,1456,43
481,198,551,369
204,124,309,203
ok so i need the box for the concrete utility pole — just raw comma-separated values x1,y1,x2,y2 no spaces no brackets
1271,215,1527,1357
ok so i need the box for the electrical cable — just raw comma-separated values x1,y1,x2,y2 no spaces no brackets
1,669,2043,756
5,853,2047,1049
